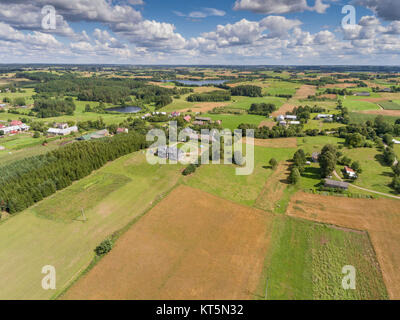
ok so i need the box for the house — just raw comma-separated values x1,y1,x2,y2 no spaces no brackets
0,104,6,108
285,115,297,120
0,146,5,150
183,115,191,122
195,116,212,122
193,120,205,126
156,146,185,161
170,111,181,117
279,121,287,126
277,115,285,121
382,88,392,92
10,120,22,126
0,123,30,135
324,179,349,190
354,91,370,97
141,113,151,119
47,125,78,136
289,121,301,125
344,166,357,178
312,152,320,163
315,114,333,120
56,123,69,129
116,128,129,134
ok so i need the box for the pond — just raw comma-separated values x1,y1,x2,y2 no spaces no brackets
106,106,142,113
164,79,228,86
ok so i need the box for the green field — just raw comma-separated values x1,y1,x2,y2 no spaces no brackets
202,113,266,130
349,112,399,124
259,216,388,300
339,147,395,194
184,145,295,206
265,80,299,96
229,96,286,110
0,151,184,299
343,99,380,111
378,101,400,110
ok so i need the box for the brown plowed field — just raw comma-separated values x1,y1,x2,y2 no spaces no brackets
287,192,400,299
294,85,316,99
359,109,400,116
272,103,296,116
63,185,273,300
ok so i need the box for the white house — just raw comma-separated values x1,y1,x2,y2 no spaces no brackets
285,115,297,120
393,139,400,145
344,166,357,179
316,114,333,120
289,121,301,125
47,125,78,136
277,115,285,121
0,124,30,135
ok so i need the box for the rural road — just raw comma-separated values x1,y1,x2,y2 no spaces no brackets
333,170,400,200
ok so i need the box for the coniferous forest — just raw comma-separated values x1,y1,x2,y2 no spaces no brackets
0,133,147,214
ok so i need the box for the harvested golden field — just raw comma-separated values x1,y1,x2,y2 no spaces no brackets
193,86,224,93
242,137,297,148
295,85,316,99
287,192,400,299
324,83,355,89
63,185,273,300
182,102,230,113
272,103,296,116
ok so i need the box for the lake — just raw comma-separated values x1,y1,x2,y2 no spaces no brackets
106,106,142,113
164,80,228,86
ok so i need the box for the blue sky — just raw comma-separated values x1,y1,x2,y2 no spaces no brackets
0,0,399,64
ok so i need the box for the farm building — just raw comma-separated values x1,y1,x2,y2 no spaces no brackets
393,139,400,145
289,121,301,125
354,92,370,97
195,116,212,122
193,121,205,126
47,125,78,136
77,129,109,141
277,115,285,121
0,123,30,135
343,166,357,179
279,120,287,126
324,179,349,190
315,114,333,120
285,115,297,120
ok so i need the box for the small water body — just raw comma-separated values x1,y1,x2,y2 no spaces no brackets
106,106,142,113
164,79,228,86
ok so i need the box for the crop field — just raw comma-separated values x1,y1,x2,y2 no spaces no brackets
343,99,380,111
259,215,388,300
0,152,184,299
287,192,399,299
202,113,266,131
265,80,299,96
62,185,273,300
378,101,400,110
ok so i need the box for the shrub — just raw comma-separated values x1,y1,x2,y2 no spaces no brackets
95,239,113,256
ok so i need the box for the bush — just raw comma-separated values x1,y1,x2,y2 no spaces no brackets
95,239,113,256
269,158,278,170
182,164,196,176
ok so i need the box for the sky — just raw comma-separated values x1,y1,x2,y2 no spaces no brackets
0,0,400,65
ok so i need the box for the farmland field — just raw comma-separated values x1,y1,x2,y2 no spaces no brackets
62,185,273,300
287,192,399,299
378,101,400,110
0,152,184,299
259,215,388,300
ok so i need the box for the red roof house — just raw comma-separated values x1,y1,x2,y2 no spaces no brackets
10,120,22,126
